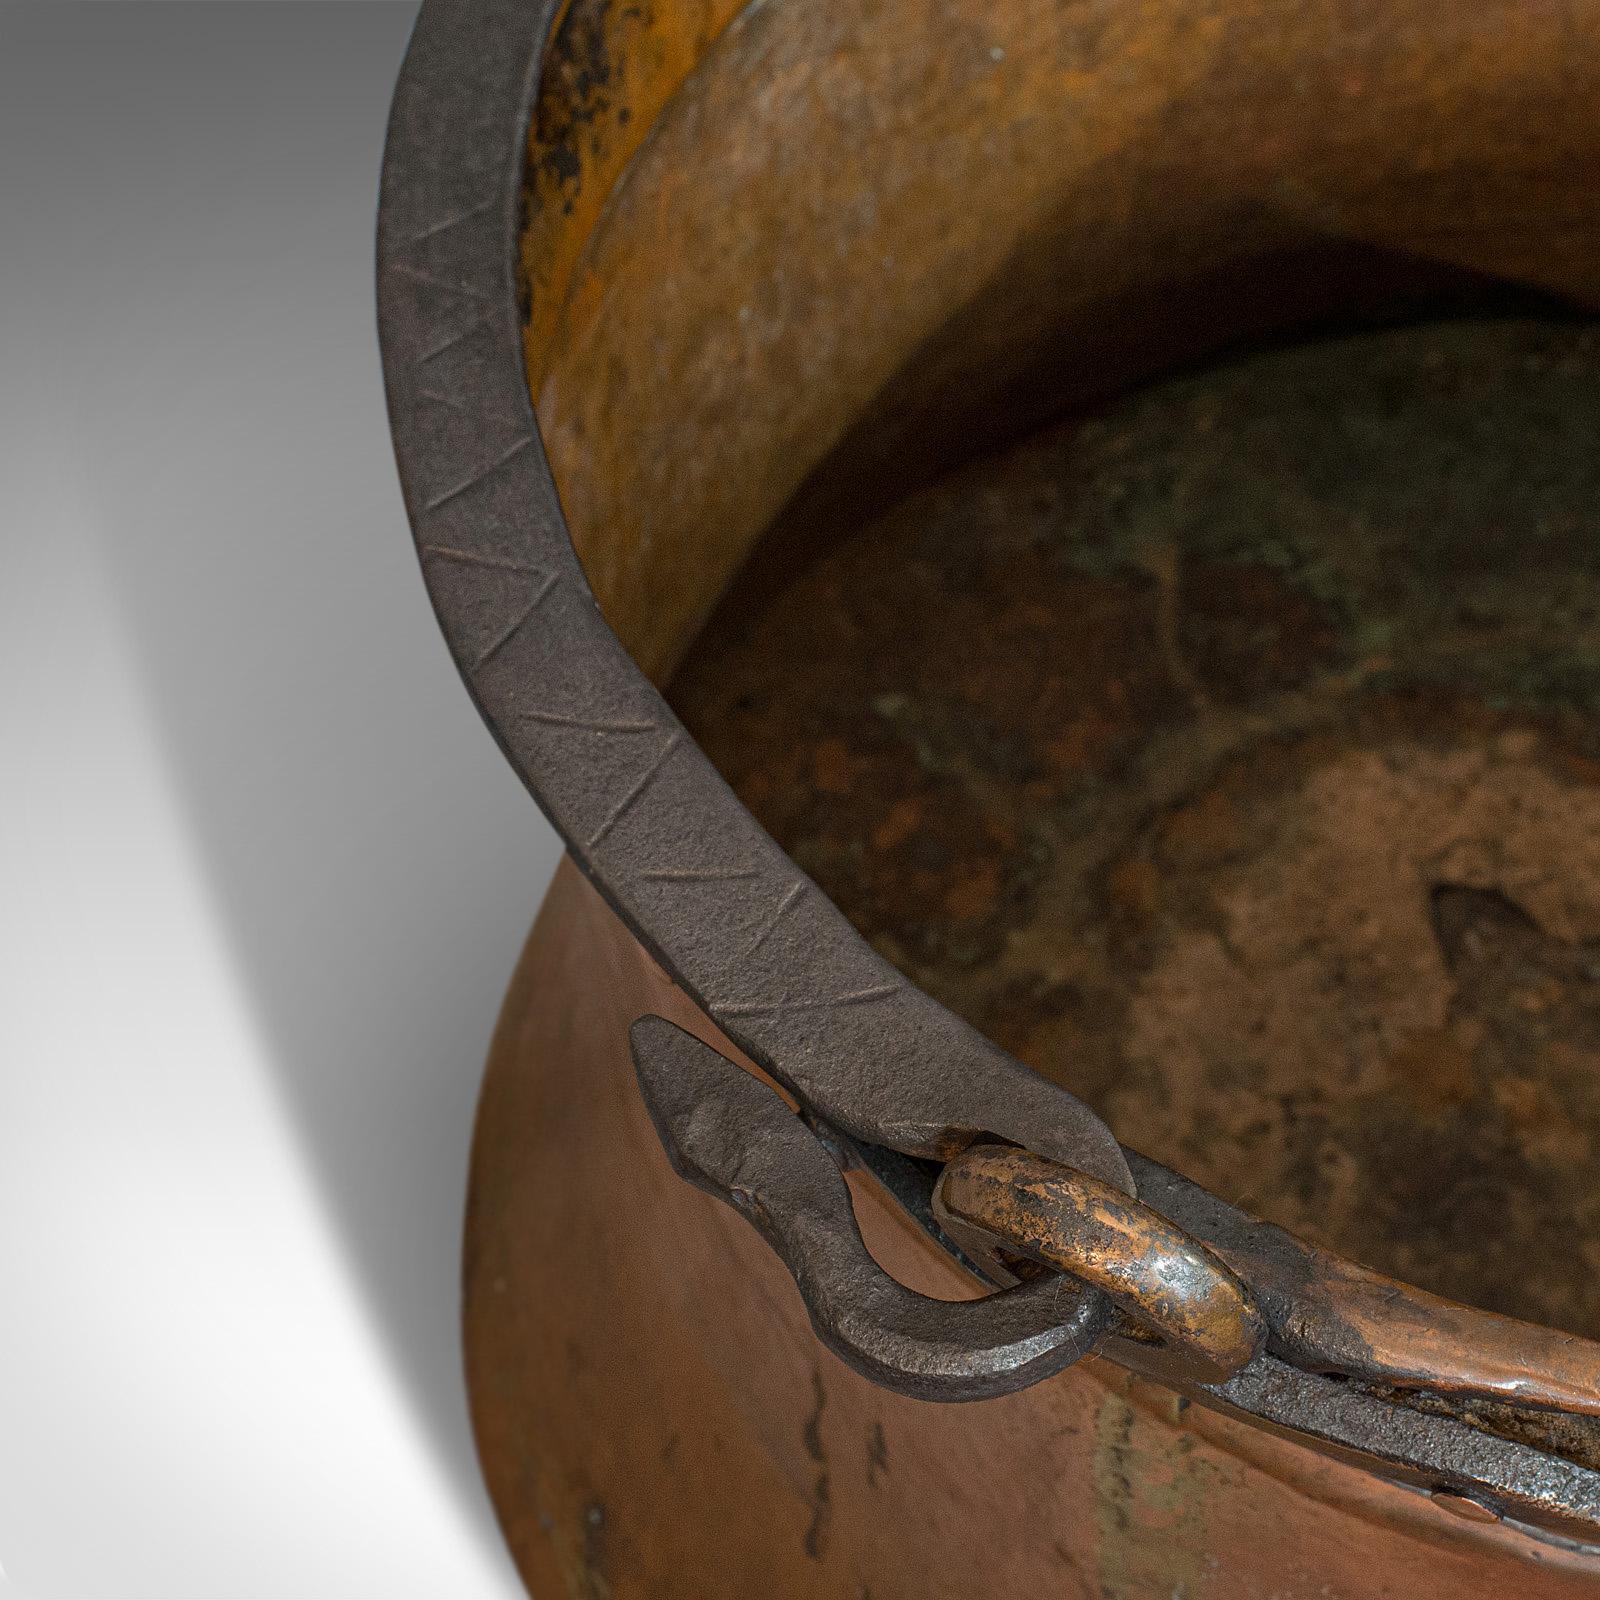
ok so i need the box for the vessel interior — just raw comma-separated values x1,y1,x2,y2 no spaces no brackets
521,0,1600,1338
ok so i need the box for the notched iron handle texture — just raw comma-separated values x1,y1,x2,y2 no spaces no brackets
629,1016,1112,1401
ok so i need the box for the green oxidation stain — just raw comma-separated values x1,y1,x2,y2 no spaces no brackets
1033,319,1600,730
1092,1383,1229,1600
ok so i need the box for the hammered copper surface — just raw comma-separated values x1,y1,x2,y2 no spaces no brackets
675,317,1600,1341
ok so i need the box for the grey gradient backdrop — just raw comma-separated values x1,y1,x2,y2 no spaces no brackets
2,5,560,1594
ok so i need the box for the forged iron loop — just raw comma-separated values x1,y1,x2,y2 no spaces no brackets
934,1144,1267,1384
629,1017,1114,1401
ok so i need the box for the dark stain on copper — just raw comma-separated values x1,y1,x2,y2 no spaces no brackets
802,1369,831,1560
865,1420,889,1489
534,0,618,191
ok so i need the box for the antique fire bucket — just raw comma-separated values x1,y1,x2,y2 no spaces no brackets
378,0,1600,1593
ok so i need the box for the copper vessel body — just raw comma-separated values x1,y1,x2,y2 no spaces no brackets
377,0,1600,1590
466,864,1600,1597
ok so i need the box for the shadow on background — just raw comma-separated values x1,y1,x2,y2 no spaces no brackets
9,3,560,1560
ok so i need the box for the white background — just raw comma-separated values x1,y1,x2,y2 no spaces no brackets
2,5,558,1594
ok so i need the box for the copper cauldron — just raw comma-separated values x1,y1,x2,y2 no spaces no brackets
378,0,1600,1593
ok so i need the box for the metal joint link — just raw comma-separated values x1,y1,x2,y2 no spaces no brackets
933,1144,1266,1384
629,1014,1269,1399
